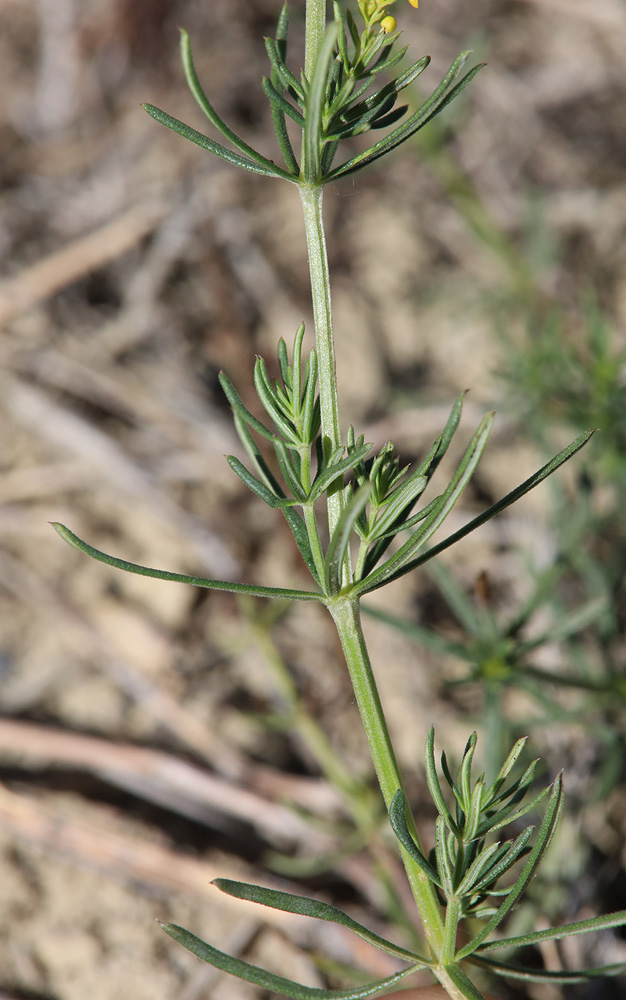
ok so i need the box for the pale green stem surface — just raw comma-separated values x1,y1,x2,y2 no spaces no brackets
304,0,328,80
299,184,344,535
329,598,446,952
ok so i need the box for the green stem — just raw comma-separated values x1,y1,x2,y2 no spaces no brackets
329,597,446,951
299,183,344,535
304,0,327,80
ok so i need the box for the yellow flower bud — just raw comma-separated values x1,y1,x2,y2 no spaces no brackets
381,14,397,32
408,0,419,6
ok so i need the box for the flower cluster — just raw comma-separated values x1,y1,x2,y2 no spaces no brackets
359,0,418,36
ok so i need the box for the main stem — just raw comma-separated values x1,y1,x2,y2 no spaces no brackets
300,183,343,535
330,598,446,953
304,0,327,80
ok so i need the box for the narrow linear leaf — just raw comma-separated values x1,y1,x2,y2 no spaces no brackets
282,503,322,584
227,455,292,508
456,841,505,898
485,783,550,834
180,29,290,174
143,104,293,180
477,908,626,953
333,1,350,72
370,106,408,132
52,523,323,602
370,45,409,76
389,791,442,886
470,953,626,985
254,357,299,443
310,441,372,502
162,923,422,999
265,36,305,102
434,815,454,897
324,482,372,596
219,371,275,441
426,728,459,834
290,323,307,419
395,55,432,92
471,826,535,893
213,879,428,964
232,411,286,499
274,439,308,502
228,416,319,582
277,337,291,388
485,738,527,804
443,964,490,1000
263,77,306,127
364,429,595,593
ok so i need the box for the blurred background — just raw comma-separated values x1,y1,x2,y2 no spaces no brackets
1,1,625,998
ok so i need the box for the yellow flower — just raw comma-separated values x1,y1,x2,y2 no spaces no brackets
381,14,397,32
408,0,419,6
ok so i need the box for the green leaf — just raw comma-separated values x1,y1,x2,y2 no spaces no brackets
325,54,482,181
358,413,494,596
395,56,432,92
52,523,323,603
274,439,309,502
363,429,595,593
388,791,442,886
425,728,460,835
304,24,339,183
485,738,527,804
263,77,306,127
369,471,428,540
485,782,549,835
476,907,626,953
213,879,428,964
470,953,626,985
265,36,305,102
254,357,300,443
443,964,490,1000
324,483,372,596
179,29,294,176
143,104,293,180
219,371,275,441
162,922,423,999
310,441,372,502
455,841,504,898
471,826,534,893
456,775,564,960
227,455,295,508
434,815,454,897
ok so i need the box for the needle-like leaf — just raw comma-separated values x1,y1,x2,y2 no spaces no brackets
389,790,442,886
470,953,626,985
143,104,294,180
52,523,323,602
162,922,423,999
213,879,429,964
